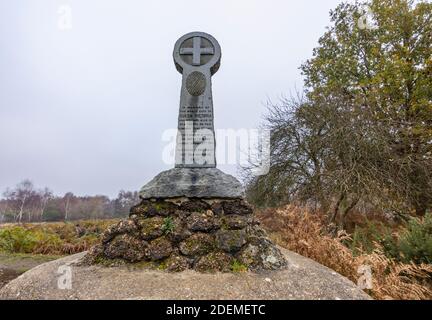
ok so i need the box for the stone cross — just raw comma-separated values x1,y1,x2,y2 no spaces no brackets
173,32,221,168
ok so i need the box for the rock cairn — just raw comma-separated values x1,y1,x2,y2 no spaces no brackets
83,198,287,272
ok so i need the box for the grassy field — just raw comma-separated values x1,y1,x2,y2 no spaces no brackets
0,220,117,289
0,211,431,299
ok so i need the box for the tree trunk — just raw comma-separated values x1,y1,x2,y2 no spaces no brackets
17,195,27,224
339,197,359,231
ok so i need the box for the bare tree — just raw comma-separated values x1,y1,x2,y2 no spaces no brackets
62,192,75,220
3,180,36,223
38,187,53,221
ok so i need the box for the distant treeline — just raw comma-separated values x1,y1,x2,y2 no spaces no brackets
0,180,139,223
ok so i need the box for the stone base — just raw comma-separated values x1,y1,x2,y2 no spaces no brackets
82,198,287,273
139,168,245,199
0,251,371,300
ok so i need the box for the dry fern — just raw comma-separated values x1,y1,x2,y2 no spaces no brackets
258,205,432,300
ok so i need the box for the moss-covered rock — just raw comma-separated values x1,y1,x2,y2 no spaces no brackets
222,200,253,215
186,211,218,232
166,217,191,243
129,200,154,216
130,200,178,217
85,197,287,273
136,216,165,240
104,234,148,262
211,202,224,215
180,199,210,212
237,238,287,271
165,254,192,272
179,233,215,256
221,215,251,230
147,237,173,261
101,220,138,244
215,229,247,253
194,252,234,273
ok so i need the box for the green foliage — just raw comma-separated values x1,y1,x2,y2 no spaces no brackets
0,227,36,253
389,214,432,264
161,217,175,235
231,260,248,273
347,214,432,264
348,221,393,255
0,219,117,255
246,0,432,219
0,227,62,254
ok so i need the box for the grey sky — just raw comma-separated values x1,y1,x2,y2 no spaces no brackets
0,0,344,198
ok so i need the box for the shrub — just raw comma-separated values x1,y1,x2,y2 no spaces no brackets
257,206,432,300
0,226,63,254
0,219,117,255
347,222,394,255
390,214,432,264
0,227,38,253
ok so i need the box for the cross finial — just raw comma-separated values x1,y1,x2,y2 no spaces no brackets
173,32,221,76
179,36,215,66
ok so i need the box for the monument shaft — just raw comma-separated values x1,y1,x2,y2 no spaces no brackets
173,32,221,168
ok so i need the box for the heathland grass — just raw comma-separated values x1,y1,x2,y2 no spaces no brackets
0,220,116,255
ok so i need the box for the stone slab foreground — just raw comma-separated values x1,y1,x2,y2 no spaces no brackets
0,249,370,300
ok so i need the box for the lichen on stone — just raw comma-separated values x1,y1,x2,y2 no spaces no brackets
179,233,215,256
147,237,173,260
84,197,287,273
215,229,247,253
136,216,164,240
195,252,233,273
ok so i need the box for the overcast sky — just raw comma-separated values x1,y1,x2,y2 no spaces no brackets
0,0,345,198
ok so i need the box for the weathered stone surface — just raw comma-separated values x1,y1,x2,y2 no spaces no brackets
180,199,210,212
136,217,164,241
139,168,245,199
215,229,247,253
186,211,217,232
147,237,173,261
221,215,251,230
195,252,233,273
165,254,192,272
237,238,287,271
83,198,286,273
101,220,138,244
179,233,215,256
104,235,148,262
222,200,253,215
166,217,191,243
80,244,105,265
130,200,178,217
211,202,224,215
246,225,269,243
0,250,372,300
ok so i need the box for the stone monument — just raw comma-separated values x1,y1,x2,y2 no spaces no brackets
0,32,371,300
83,32,287,272
140,32,244,199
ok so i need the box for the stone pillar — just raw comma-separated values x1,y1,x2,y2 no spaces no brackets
173,32,221,168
